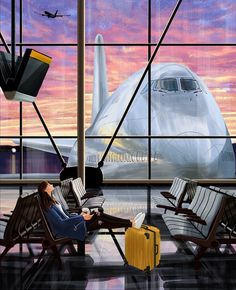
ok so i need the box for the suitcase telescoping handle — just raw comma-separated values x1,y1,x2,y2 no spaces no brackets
155,244,159,255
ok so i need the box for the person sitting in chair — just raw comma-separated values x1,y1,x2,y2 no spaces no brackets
38,181,145,241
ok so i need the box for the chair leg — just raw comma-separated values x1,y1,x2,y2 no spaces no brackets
35,248,46,265
77,240,85,256
195,246,207,269
195,246,207,260
0,246,12,261
58,241,77,255
51,245,61,260
51,245,63,269
26,243,35,257
67,241,77,255
108,229,128,264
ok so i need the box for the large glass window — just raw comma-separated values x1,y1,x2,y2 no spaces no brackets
85,0,236,180
0,0,236,181
0,0,77,180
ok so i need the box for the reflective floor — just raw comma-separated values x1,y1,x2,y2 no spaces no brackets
1,185,236,290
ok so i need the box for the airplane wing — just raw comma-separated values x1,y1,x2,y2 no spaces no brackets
56,14,71,17
34,11,45,16
13,138,76,158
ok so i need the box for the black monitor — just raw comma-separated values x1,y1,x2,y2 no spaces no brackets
0,49,52,102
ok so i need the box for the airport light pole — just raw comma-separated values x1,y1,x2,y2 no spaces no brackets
11,147,16,174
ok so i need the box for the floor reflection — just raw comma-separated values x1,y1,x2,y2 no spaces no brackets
0,185,236,289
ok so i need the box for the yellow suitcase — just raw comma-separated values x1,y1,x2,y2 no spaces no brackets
125,225,160,271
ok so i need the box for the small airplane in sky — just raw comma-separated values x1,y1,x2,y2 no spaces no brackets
35,10,70,18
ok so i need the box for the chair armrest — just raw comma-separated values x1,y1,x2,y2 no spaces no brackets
183,212,198,217
87,206,104,213
81,189,104,199
161,191,175,199
81,192,98,200
175,208,194,214
156,204,176,211
187,216,206,225
85,189,103,196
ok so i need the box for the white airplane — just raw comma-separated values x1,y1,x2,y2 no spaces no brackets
17,34,236,179
34,10,70,18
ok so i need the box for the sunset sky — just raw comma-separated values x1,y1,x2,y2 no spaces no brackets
0,0,236,140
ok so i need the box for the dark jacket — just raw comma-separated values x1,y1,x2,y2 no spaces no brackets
44,204,87,241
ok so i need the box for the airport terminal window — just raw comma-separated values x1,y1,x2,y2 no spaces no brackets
180,79,199,91
1,0,236,182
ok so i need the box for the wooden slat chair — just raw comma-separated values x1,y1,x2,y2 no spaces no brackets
0,192,41,261
183,178,198,201
162,187,227,261
209,186,236,239
52,186,79,213
160,177,188,200
153,177,188,213
35,195,129,266
209,186,236,198
60,178,73,199
61,178,103,200
71,177,105,210
156,185,213,218
34,195,78,266
52,185,128,261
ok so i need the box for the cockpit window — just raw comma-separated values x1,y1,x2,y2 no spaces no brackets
158,78,178,91
180,78,199,91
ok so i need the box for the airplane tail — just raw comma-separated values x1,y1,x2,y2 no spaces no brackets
55,10,58,16
92,34,108,123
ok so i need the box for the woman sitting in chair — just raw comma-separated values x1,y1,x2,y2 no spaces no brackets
38,181,145,241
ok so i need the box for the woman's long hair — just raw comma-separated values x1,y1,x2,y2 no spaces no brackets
38,181,57,210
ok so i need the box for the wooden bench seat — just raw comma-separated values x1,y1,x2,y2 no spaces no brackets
153,177,190,213
162,187,227,262
0,192,41,261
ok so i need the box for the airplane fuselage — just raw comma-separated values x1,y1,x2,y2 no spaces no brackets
81,63,235,178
